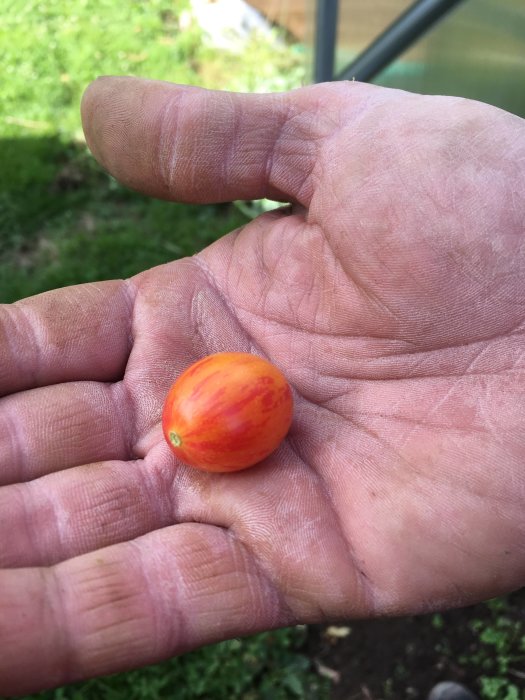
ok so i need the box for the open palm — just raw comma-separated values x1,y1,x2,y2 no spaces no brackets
1,79,524,694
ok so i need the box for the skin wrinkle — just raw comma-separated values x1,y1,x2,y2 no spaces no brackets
233,307,510,384
240,307,410,370
191,288,229,358
119,278,137,358
354,410,458,474
2,303,40,392
191,256,239,324
81,463,151,553
233,305,408,346
109,380,137,461
48,566,74,686
126,539,171,659
1,483,38,567
224,92,242,198
298,408,512,602
510,345,525,370
143,452,185,531
25,479,63,567
72,481,143,553
326,121,512,334
380,384,474,455
399,343,473,380
368,378,521,462
265,100,320,205
162,91,199,198
120,276,166,449
228,221,315,327
382,428,523,520
249,217,289,317
435,487,524,560
364,487,499,610
271,229,317,326
228,516,305,626
2,399,28,483
239,473,366,621
155,90,182,193
0,307,27,393
414,374,482,440
61,386,118,458
227,540,285,630
285,415,376,615
191,255,268,363
257,219,281,285
228,535,288,629
477,380,523,456
160,524,258,653
187,538,271,627
460,339,498,376
138,455,185,528
263,98,295,201
22,470,70,566
60,546,152,675
313,217,408,329
355,409,490,436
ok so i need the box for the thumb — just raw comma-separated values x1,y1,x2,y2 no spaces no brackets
81,76,349,205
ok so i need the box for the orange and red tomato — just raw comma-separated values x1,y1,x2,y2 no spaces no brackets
162,352,293,472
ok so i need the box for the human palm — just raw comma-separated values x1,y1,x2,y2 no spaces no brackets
1,79,524,694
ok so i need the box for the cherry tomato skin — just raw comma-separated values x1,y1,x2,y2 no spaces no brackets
162,352,293,472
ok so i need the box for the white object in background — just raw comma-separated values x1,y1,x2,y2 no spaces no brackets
186,0,273,49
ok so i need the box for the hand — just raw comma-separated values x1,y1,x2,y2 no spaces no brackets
1,78,524,694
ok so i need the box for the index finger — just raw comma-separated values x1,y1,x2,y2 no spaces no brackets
0,280,133,396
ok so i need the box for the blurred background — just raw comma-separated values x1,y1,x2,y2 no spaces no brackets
1,1,524,698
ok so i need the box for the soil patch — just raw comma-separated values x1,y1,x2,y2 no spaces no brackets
307,590,525,700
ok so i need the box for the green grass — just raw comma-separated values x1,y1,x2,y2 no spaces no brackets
0,0,305,141
0,0,305,302
463,598,525,700
0,137,248,302
23,628,328,700
1,0,201,139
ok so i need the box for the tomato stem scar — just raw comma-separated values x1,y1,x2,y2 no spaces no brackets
169,431,182,447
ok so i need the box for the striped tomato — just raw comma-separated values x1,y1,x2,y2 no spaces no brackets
162,352,293,472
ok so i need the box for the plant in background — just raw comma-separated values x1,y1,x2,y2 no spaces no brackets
25,627,327,700
0,0,305,300
460,599,525,700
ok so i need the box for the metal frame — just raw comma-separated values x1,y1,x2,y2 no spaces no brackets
314,0,466,84
314,0,339,82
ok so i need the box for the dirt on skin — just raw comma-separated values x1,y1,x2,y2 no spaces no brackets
306,589,525,700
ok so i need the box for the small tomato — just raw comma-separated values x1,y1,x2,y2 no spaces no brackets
162,352,293,472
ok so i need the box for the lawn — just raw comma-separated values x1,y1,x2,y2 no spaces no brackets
0,0,305,302
1,2,524,700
